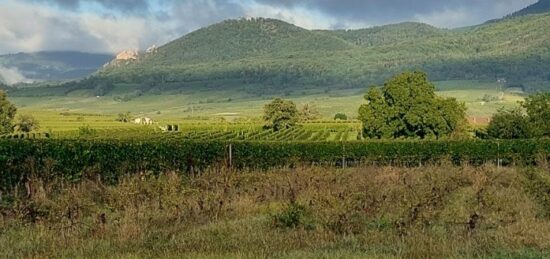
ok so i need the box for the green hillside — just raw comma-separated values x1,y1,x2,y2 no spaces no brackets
150,18,352,64
321,22,448,47
90,14,550,95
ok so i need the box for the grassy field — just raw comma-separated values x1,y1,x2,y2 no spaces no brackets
1,165,549,258
436,80,524,117
8,80,526,132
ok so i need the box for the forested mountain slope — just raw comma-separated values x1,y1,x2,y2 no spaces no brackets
511,0,550,17
87,14,550,94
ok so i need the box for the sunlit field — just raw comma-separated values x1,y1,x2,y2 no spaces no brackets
10,80,526,133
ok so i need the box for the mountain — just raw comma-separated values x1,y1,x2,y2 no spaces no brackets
510,0,550,17
17,12,526,97
149,18,352,65
0,51,113,84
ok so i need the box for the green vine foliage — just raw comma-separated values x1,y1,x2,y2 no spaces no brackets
1,139,549,192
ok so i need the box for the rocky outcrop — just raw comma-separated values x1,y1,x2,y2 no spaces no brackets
115,50,138,61
103,49,140,68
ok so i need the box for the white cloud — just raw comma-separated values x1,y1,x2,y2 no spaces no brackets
0,0,176,54
0,0,541,54
242,1,335,29
414,8,475,29
0,66,33,85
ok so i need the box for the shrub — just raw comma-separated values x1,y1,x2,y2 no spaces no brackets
334,113,348,121
15,114,39,133
116,112,132,123
273,202,313,229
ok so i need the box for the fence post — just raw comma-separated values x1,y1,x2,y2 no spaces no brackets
342,144,346,169
497,141,501,169
228,144,233,168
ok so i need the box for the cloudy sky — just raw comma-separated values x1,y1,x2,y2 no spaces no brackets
0,0,537,55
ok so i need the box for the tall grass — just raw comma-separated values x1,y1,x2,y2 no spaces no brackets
1,165,549,258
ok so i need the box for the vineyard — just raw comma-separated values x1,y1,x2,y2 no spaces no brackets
0,121,363,142
1,135,549,191
1,115,550,191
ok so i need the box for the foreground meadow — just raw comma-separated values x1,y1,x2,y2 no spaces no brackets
1,165,549,258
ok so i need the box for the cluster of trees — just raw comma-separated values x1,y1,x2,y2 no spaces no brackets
354,71,548,140
486,93,550,139
0,91,40,134
261,71,548,141
261,71,548,140
263,100,346,131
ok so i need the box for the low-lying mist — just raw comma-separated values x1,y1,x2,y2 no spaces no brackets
0,65,32,85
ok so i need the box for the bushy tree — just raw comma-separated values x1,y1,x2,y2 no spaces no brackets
522,92,550,138
264,98,298,131
116,112,132,123
0,90,17,134
486,108,529,139
487,93,550,139
334,113,348,121
15,114,40,133
299,103,321,121
358,71,467,139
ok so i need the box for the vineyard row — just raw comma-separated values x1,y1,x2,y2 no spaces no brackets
1,139,549,191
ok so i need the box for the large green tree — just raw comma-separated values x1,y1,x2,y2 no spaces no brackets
358,71,467,139
522,92,550,138
486,108,529,139
264,98,299,131
487,93,550,139
0,90,17,134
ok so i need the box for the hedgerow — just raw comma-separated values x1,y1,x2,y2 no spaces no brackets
0,139,549,191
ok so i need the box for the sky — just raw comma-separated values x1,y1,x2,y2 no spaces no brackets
0,0,538,55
